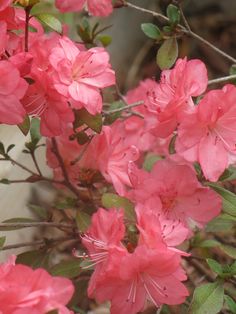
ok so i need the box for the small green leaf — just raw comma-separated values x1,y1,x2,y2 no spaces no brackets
189,281,224,314
0,218,37,230
0,142,5,155
0,236,6,248
143,153,160,172
98,35,112,47
141,23,162,40
35,13,62,34
30,118,41,146
76,132,90,145
220,244,236,259
206,258,223,275
28,204,49,220
198,239,221,248
102,193,135,221
76,108,102,133
76,211,91,232
6,144,15,154
16,249,50,269
0,179,10,185
156,37,178,70
50,259,81,278
208,183,236,217
225,295,236,313
167,4,180,25
18,115,30,136
206,215,234,232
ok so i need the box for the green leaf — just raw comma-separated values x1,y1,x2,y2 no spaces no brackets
141,23,162,40
198,239,221,248
206,258,223,275
6,144,15,154
76,131,90,145
98,35,112,47
50,259,81,278
206,214,234,232
76,211,91,232
167,4,180,25
76,108,102,133
0,142,5,155
28,204,49,220
0,179,10,185
35,13,62,34
189,281,224,314
30,118,41,146
18,115,30,136
102,193,135,221
0,236,6,249
16,249,50,269
220,244,236,259
0,218,37,230
143,153,160,172
225,295,236,313
156,37,178,70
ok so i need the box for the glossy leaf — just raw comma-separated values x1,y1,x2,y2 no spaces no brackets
141,23,162,40
50,259,81,278
102,193,135,221
156,37,178,70
35,13,62,33
189,281,224,314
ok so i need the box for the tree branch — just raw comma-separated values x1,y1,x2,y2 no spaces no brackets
124,1,236,64
0,222,75,229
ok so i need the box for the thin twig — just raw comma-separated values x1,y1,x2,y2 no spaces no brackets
1,236,74,251
124,1,236,64
30,151,43,176
208,74,236,85
103,101,144,115
51,138,81,199
24,6,31,52
0,222,75,229
70,138,93,166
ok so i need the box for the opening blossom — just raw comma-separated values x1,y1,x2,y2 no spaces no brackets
0,256,74,314
127,160,222,230
176,84,236,181
49,37,115,115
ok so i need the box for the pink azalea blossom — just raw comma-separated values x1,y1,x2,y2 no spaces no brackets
50,37,115,115
0,60,27,125
0,256,74,314
94,245,189,314
47,125,139,195
0,0,11,12
81,207,126,296
22,71,74,137
127,160,221,229
176,84,236,181
56,0,113,16
147,58,208,138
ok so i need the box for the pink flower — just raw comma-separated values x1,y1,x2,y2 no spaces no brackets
0,0,11,12
56,0,113,16
0,60,27,125
147,58,208,138
176,84,236,181
94,245,188,314
81,207,126,296
128,160,221,229
50,37,115,115
0,256,74,314
47,125,139,195
22,71,74,137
